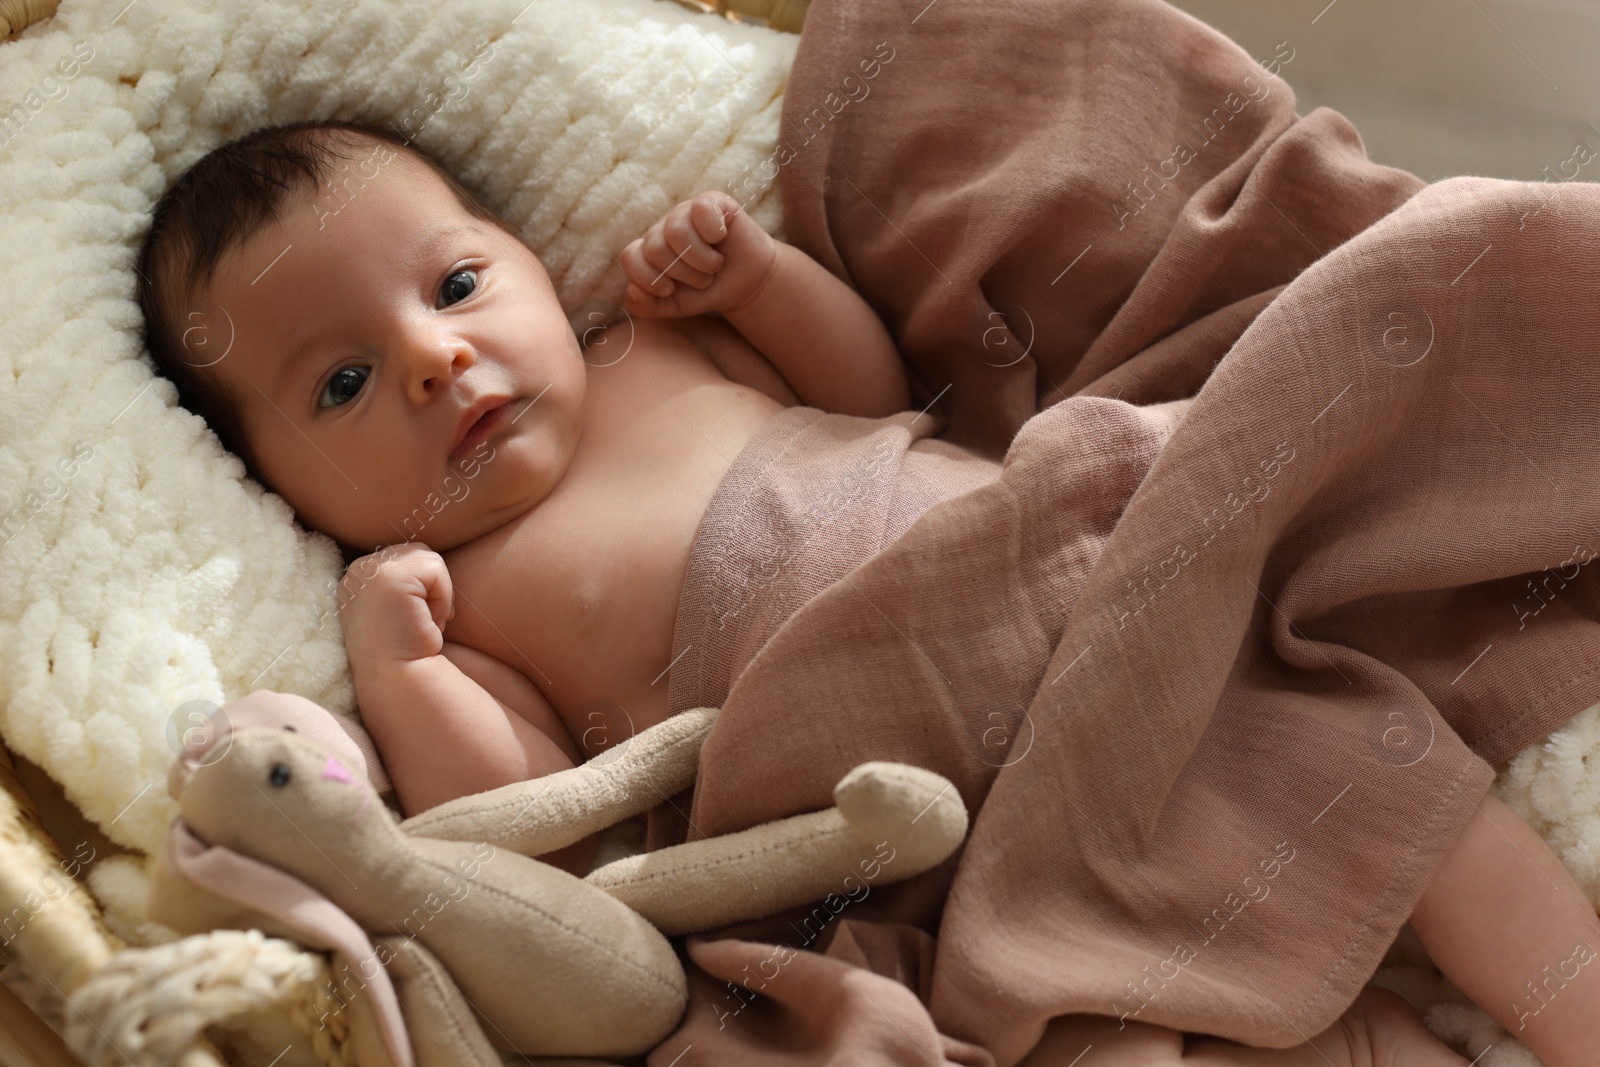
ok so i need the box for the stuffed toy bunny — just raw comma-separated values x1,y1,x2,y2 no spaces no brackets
147,690,969,1067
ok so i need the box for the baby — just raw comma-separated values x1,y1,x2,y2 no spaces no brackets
138,120,1598,1067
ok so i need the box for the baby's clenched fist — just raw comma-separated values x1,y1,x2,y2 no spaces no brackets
338,542,455,669
621,191,776,319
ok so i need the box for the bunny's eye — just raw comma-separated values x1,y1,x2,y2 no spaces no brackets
269,763,292,788
282,725,297,733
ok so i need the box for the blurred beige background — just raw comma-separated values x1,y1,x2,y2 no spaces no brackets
1167,0,1600,182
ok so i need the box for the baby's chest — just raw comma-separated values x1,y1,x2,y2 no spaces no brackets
592,317,790,442
437,470,707,715
441,327,789,712
444,494,647,616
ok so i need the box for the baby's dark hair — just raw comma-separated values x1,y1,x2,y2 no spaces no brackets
136,118,516,486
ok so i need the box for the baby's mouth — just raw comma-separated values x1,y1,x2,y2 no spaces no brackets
449,399,515,461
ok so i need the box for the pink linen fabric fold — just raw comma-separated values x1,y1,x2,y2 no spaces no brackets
641,0,1600,1063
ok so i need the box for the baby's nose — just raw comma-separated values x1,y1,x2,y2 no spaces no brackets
403,335,473,402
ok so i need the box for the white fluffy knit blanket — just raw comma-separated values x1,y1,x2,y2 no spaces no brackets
0,0,1593,1063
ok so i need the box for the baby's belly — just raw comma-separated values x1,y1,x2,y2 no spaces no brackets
551,447,789,752
559,675,676,762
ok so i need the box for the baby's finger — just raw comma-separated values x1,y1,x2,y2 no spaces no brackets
690,193,735,244
622,239,688,299
619,239,668,297
620,238,671,294
642,226,716,291
667,202,727,274
412,552,454,632
626,280,675,318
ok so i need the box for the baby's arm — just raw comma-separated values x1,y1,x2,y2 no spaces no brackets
357,645,578,815
338,544,594,871
622,192,911,419
724,240,910,418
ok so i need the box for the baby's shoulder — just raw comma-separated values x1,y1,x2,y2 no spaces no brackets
671,316,800,408
581,312,689,354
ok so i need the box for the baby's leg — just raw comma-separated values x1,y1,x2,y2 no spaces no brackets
1409,791,1600,1067
1018,989,1466,1066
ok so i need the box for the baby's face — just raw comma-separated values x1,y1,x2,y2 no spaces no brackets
192,145,587,553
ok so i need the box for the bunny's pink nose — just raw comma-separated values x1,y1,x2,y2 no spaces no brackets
321,755,352,783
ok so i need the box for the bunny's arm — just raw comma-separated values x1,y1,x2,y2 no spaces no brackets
398,707,718,855
586,761,969,936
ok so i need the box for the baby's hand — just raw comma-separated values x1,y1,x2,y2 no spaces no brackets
337,543,455,669
621,191,776,319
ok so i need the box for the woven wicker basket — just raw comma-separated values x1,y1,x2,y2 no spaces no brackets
0,0,807,1062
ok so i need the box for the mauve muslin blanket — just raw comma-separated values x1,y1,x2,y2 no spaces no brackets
638,0,1600,1062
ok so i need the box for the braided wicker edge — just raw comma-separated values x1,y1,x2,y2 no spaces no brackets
0,0,61,40
0,742,121,996
0,740,259,1066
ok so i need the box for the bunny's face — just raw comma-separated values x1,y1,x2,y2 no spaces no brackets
178,726,387,883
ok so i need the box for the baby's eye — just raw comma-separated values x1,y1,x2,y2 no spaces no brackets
318,366,369,409
438,268,478,308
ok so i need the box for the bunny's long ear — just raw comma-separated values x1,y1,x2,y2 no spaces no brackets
158,821,415,1067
